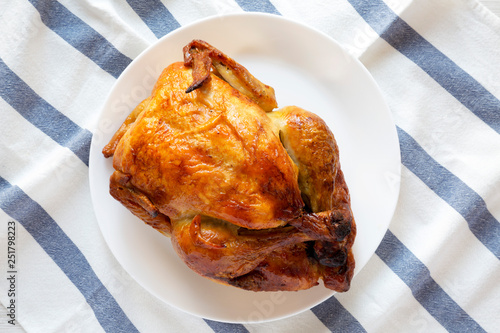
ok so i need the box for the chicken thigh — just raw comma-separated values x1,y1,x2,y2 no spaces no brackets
103,40,356,292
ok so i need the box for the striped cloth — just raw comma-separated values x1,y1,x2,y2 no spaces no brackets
1,0,499,332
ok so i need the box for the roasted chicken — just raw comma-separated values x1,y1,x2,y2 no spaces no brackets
103,40,356,292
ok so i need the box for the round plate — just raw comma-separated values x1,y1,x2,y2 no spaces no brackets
89,13,401,323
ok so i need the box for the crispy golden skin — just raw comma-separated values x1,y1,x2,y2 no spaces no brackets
103,40,356,292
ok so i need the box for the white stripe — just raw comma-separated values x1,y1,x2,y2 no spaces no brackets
335,255,446,332
390,167,500,332
164,0,243,26
383,0,415,14
245,309,329,333
360,38,500,222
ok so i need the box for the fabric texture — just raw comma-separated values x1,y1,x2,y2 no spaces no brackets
1,0,499,332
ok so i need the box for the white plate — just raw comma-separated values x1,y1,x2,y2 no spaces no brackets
89,13,401,324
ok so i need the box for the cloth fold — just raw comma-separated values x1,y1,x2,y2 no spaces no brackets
1,0,499,332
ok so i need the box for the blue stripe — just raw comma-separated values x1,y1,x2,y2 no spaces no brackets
204,320,249,333
376,230,486,332
126,0,181,39
234,0,280,15
311,296,366,333
0,58,92,166
398,127,500,259
0,177,139,333
28,0,132,79
347,0,500,134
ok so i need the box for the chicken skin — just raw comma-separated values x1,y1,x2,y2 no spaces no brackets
103,40,356,292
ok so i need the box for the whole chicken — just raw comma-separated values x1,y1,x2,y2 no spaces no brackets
103,40,356,292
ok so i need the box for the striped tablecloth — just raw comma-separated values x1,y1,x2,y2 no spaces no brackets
1,0,499,332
